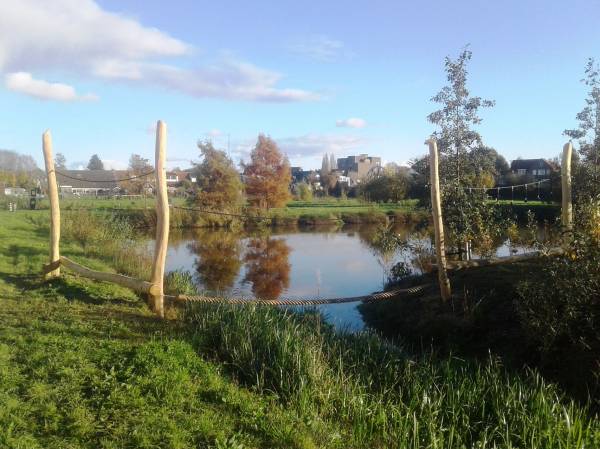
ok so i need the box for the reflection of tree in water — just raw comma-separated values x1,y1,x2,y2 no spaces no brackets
188,230,243,293
243,237,291,300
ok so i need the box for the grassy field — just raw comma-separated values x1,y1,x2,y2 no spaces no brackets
1,210,598,448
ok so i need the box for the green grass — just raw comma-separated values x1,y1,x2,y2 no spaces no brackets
1,210,598,448
0,211,322,448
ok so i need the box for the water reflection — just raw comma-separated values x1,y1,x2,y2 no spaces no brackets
187,231,242,293
243,237,291,300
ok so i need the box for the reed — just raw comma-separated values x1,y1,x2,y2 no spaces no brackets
185,302,599,448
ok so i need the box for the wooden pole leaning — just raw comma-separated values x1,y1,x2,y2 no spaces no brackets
561,142,573,236
42,130,61,279
150,121,169,317
426,138,452,301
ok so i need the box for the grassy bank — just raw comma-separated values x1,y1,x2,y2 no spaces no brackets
1,211,598,447
359,262,600,411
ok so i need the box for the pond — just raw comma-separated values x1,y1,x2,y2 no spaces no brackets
163,224,533,330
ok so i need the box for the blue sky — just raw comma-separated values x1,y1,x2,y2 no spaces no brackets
0,0,599,170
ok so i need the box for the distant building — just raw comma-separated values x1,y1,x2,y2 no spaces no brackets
3,187,28,196
337,154,382,183
56,170,126,196
510,159,556,179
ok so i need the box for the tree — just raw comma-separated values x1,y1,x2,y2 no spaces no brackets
55,153,67,170
428,48,500,260
193,141,243,210
428,48,495,184
360,173,409,203
122,154,153,193
565,58,600,199
243,135,291,209
87,154,104,170
296,182,313,201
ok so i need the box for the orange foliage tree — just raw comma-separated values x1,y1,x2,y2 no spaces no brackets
243,135,291,209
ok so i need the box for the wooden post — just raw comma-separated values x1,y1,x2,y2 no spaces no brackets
426,138,451,301
42,130,60,279
150,121,169,317
561,142,573,234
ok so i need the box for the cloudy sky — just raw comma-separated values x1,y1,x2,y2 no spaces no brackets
1,0,599,170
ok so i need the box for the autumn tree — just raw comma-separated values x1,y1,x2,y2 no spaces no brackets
87,154,104,170
565,58,600,199
193,140,244,210
243,135,291,208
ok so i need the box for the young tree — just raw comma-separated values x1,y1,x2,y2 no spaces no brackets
87,154,104,170
565,58,600,199
243,135,291,209
428,48,499,260
193,141,244,210
428,48,495,184
54,153,67,170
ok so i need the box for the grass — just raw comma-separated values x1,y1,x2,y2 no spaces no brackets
0,211,322,448
186,302,600,448
1,210,598,448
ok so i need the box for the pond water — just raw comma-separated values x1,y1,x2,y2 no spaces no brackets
163,224,532,331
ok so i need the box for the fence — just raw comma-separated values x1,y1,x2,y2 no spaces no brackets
426,139,573,301
42,121,170,317
41,121,428,316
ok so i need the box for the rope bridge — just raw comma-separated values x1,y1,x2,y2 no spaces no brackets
42,256,429,306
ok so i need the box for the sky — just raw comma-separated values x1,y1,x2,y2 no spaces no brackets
0,0,599,170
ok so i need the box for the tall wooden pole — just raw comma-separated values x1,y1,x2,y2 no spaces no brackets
561,142,573,234
42,130,60,279
426,138,451,301
150,120,169,317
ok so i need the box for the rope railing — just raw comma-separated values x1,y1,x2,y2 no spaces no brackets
170,204,347,222
54,169,155,183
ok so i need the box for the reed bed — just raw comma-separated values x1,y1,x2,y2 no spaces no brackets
185,303,599,449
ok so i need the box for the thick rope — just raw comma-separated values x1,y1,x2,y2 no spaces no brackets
168,285,428,306
54,169,155,183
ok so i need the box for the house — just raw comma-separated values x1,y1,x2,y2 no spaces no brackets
55,170,127,196
337,154,382,183
3,187,28,196
510,159,556,179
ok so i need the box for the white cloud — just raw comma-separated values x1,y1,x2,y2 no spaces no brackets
0,0,317,102
278,134,368,157
288,35,348,62
102,159,127,170
206,129,222,138
230,133,369,166
336,117,367,128
5,72,98,101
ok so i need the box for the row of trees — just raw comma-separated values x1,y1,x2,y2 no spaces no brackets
192,134,291,210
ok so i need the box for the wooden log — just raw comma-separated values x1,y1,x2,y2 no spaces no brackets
42,260,61,275
60,256,157,294
426,138,451,301
150,120,169,317
42,130,61,279
561,142,573,234
439,247,565,270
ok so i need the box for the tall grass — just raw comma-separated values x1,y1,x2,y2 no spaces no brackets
185,303,599,448
61,210,153,279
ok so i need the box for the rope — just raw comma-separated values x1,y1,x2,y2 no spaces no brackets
54,169,155,183
170,205,346,222
169,284,428,306
459,178,550,192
